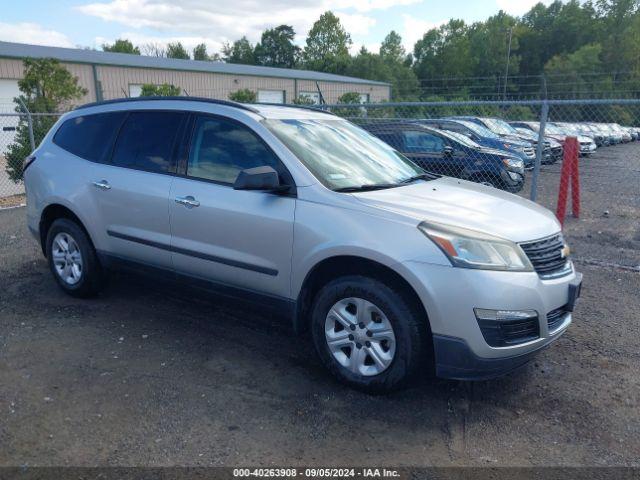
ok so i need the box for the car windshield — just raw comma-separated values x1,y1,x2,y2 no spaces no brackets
553,124,574,135
263,118,425,191
545,123,564,135
483,118,519,135
456,120,500,139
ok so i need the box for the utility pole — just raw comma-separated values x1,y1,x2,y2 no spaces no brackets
503,27,513,101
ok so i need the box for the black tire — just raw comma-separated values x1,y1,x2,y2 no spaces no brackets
45,218,104,298
310,275,427,393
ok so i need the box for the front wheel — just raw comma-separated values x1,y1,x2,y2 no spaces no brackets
311,276,427,393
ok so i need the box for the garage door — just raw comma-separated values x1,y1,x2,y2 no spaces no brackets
0,79,21,156
257,90,285,104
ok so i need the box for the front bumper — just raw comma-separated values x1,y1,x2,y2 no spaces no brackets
499,169,524,192
580,143,596,154
398,260,582,379
433,334,553,380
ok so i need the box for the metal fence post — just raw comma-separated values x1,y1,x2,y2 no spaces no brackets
530,100,549,202
16,97,36,152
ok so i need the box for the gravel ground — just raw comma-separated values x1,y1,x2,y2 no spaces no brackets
0,143,638,467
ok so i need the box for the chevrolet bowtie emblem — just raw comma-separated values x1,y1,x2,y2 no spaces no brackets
560,245,571,258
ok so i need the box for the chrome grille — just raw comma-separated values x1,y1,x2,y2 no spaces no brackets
519,234,571,278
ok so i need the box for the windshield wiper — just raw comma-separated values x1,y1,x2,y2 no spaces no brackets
334,183,399,192
399,172,439,184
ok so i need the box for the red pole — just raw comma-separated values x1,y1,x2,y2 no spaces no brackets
571,141,580,218
556,137,579,226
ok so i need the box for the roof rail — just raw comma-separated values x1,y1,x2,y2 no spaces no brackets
254,102,336,116
74,96,261,113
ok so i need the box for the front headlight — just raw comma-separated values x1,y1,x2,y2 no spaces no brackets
418,222,534,272
502,158,524,170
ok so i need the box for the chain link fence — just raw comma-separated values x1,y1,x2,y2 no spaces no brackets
0,96,62,205
1,98,639,225
319,99,640,217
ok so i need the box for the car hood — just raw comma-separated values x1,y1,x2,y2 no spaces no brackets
545,133,566,142
476,147,518,158
499,134,531,146
353,177,560,243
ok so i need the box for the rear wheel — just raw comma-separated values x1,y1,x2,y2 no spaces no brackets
46,218,104,298
311,275,426,393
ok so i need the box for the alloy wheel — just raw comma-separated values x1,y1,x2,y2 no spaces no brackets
51,232,83,285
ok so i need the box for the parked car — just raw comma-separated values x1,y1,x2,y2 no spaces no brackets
548,123,597,155
610,123,633,142
449,116,537,167
594,123,623,144
555,122,608,147
584,123,613,146
580,123,608,146
417,118,535,168
624,126,638,141
24,97,582,392
362,121,525,192
512,127,563,164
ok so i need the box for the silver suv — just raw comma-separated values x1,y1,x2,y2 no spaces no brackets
24,98,582,392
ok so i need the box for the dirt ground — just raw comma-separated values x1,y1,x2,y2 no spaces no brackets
0,143,638,467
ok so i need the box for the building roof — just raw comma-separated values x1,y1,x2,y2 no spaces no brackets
0,41,389,86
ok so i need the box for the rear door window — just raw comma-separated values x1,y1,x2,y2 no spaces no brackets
53,112,126,163
403,131,445,152
111,111,184,173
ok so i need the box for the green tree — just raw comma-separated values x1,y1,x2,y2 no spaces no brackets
228,88,257,102
598,0,640,72
254,25,300,68
379,31,420,100
544,43,608,98
292,95,317,105
166,42,190,59
222,37,256,64
331,91,364,118
413,19,473,82
379,31,405,64
346,47,393,83
102,38,140,55
5,58,87,182
193,43,209,61
139,83,182,96
337,92,363,104
303,11,352,74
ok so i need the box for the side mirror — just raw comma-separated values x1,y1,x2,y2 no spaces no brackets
444,146,454,156
234,166,288,192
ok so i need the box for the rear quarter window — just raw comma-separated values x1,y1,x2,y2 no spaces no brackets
53,112,126,163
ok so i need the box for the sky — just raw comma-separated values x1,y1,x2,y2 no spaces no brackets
0,0,553,56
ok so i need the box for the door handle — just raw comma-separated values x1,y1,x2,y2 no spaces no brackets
175,195,200,208
92,180,111,190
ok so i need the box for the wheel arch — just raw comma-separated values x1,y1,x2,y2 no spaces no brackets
294,255,432,339
39,203,95,257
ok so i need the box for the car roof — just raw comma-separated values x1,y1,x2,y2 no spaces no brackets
363,121,441,133
72,97,335,120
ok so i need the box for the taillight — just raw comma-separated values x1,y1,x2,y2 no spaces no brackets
23,155,36,173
